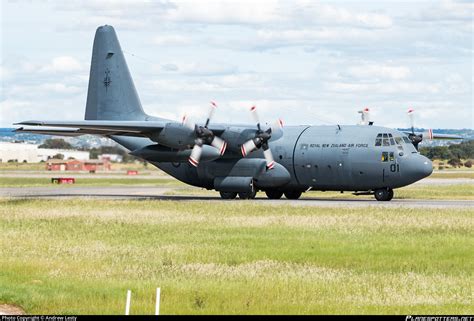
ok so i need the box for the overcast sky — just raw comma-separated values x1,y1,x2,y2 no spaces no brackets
1,0,472,129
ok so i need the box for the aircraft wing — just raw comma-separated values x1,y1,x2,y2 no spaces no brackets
14,120,167,137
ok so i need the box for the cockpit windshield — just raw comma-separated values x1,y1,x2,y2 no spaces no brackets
375,132,410,147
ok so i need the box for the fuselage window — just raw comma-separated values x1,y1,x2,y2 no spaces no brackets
375,133,382,146
382,133,390,146
389,152,394,161
381,152,389,162
403,136,411,144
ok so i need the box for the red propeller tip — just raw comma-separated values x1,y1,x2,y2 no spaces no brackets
241,145,247,157
267,161,275,170
408,108,414,113
250,105,256,112
210,101,217,108
188,157,199,167
364,108,369,112
278,119,284,128
220,142,227,156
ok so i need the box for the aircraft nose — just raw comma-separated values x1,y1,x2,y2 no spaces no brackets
408,154,433,181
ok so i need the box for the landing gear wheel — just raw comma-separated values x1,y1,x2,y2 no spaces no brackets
265,190,283,199
374,188,394,201
219,191,237,199
238,189,257,199
284,191,302,200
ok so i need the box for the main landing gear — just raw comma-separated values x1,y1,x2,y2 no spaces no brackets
265,190,302,200
374,188,394,201
219,190,303,200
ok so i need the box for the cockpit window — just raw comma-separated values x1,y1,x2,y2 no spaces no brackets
382,133,390,146
375,133,382,146
395,137,402,145
403,136,411,144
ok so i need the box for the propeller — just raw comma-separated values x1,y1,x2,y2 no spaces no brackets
358,107,371,125
407,108,424,150
240,105,283,170
187,101,227,167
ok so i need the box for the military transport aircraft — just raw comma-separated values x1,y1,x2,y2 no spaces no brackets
15,25,461,201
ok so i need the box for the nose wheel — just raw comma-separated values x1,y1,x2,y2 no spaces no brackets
374,188,394,201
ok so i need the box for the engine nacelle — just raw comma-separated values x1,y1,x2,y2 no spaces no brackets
150,123,195,149
130,144,220,163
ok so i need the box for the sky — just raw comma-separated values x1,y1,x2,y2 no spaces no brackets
1,0,473,129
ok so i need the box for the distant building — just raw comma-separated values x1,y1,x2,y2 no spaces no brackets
37,149,89,161
0,142,38,163
100,153,123,162
0,142,90,163
46,159,111,172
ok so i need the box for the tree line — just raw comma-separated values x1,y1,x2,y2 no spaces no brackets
419,140,473,160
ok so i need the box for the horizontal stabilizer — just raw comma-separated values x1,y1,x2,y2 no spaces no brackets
15,120,167,137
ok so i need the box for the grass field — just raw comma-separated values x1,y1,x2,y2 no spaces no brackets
0,199,472,315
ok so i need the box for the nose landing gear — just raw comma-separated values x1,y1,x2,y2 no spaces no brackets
374,188,394,201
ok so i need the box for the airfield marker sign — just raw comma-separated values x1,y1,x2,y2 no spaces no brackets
155,288,161,315
125,290,131,315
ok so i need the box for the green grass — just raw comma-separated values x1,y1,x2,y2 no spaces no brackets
0,177,184,187
0,199,472,314
431,171,474,179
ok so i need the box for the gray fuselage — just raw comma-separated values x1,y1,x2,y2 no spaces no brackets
113,124,433,193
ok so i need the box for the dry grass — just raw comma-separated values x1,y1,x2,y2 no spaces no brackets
0,199,472,314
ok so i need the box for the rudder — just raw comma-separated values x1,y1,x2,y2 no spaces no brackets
85,25,147,121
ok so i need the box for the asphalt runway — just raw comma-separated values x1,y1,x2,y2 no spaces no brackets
1,185,472,208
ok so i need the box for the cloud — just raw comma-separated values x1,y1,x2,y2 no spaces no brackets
41,56,83,73
347,64,411,80
156,61,238,76
292,2,393,29
152,34,193,46
255,28,380,49
163,0,280,24
325,81,440,95
422,0,474,22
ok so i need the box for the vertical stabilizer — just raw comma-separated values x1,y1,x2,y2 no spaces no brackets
85,25,147,120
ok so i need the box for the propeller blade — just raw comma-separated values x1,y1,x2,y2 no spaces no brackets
270,118,284,136
210,136,227,156
263,148,275,170
241,139,258,157
407,108,415,134
189,142,203,167
205,101,218,128
181,114,195,130
358,107,370,125
250,105,261,131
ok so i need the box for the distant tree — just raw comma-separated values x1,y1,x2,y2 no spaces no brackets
448,158,462,168
464,160,472,168
39,138,74,150
89,145,138,163
52,153,64,160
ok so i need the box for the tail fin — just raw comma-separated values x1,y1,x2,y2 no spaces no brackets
85,25,147,121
